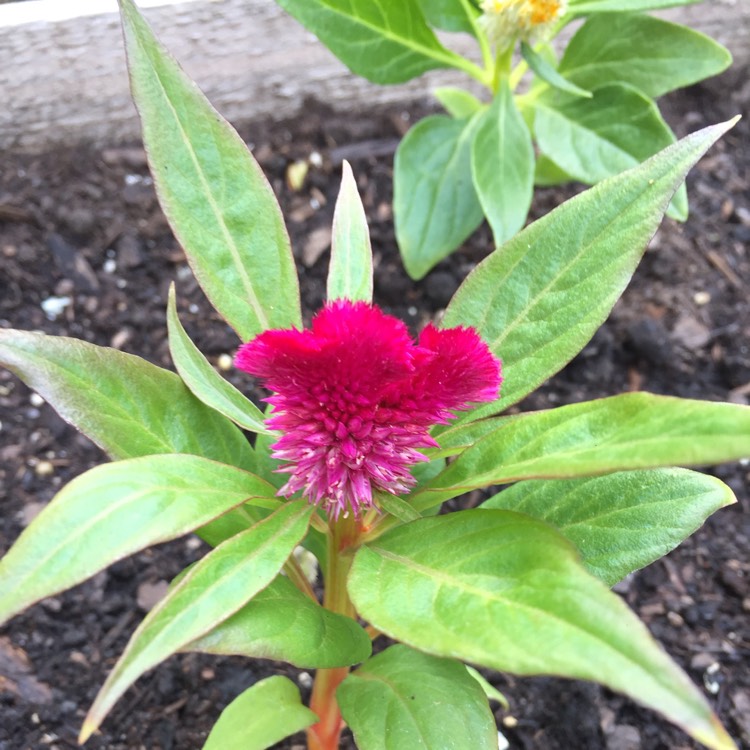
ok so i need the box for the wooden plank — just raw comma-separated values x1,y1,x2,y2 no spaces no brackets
0,0,747,151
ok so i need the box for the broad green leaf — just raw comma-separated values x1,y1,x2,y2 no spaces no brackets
376,493,423,524
568,0,702,11
119,0,300,340
430,413,517,458
81,500,313,742
521,42,592,98
415,0,478,34
338,645,497,750
166,286,269,434
442,118,737,420
471,82,534,246
0,330,255,470
0,455,279,626
203,676,317,750
559,14,732,99
414,393,750,511
275,0,471,84
534,83,687,219
349,511,736,750
395,114,484,280
328,160,373,302
187,575,371,668
481,469,736,586
433,86,484,119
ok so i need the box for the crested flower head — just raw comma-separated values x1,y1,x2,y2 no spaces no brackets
235,300,501,520
480,0,567,50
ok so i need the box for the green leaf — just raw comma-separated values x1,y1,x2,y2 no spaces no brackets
415,0,478,34
431,413,516,458
328,160,373,302
203,676,318,750
349,511,736,750
471,81,535,246
395,114,484,280
441,118,738,420
376,493,423,524
338,645,497,750
167,286,270,434
187,575,371,668
481,469,736,586
0,330,255,469
81,500,313,742
414,393,750,511
119,0,300,340
521,42,592,98
533,154,574,186
433,86,484,119
465,666,510,709
568,0,702,11
275,0,471,84
559,13,732,99
0,455,279,626
534,83,687,219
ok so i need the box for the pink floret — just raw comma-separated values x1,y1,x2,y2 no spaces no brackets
235,300,501,519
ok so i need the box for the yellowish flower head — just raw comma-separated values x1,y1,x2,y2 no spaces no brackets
480,0,567,50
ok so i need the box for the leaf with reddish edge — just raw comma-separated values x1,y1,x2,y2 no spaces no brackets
415,393,750,512
119,0,300,340
443,118,738,422
0,455,280,626
349,511,736,750
80,500,313,743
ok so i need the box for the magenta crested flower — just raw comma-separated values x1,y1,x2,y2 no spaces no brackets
235,300,501,519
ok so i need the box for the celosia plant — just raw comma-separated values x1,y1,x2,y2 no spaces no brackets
0,2,746,749
274,0,732,278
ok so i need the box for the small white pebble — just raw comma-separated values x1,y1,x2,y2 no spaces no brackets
309,197,321,210
298,671,313,689
502,716,518,728
103,258,117,274
41,296,72,320
497,730,510,750
116,279,127,289
30,392,45,407
309,151,323,168
407,306,417,316
693,291,711,305
217,353,233,371
188,303,199,314
35,460,54,477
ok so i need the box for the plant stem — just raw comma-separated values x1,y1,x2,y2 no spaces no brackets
306,513,360,750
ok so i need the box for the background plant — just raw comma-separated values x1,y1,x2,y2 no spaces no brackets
0,2,746,750
273,0,731,279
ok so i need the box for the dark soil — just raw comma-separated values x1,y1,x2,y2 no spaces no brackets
1,67,749,750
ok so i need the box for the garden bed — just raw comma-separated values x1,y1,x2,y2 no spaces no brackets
1,68,749,749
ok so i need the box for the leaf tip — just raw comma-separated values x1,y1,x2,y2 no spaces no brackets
78,718,97,745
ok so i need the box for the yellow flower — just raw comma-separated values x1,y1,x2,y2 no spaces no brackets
480,0,567,50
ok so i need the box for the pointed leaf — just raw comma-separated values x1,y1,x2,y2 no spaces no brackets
482,469,736,586
559,14,732,98
275,0,470,84
166,286,269,434
0,455,279,626
442,119,738,420
327,161,373,302
0,329,255,469
521,42,592,98
338,645,497,750
203,676,317,750
471,81,534,246
119,0,300,340
187,575,371,668
81,500,313,742
349,511,736,750
534,83,687,219
416,393,750,511
395,114,484,280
